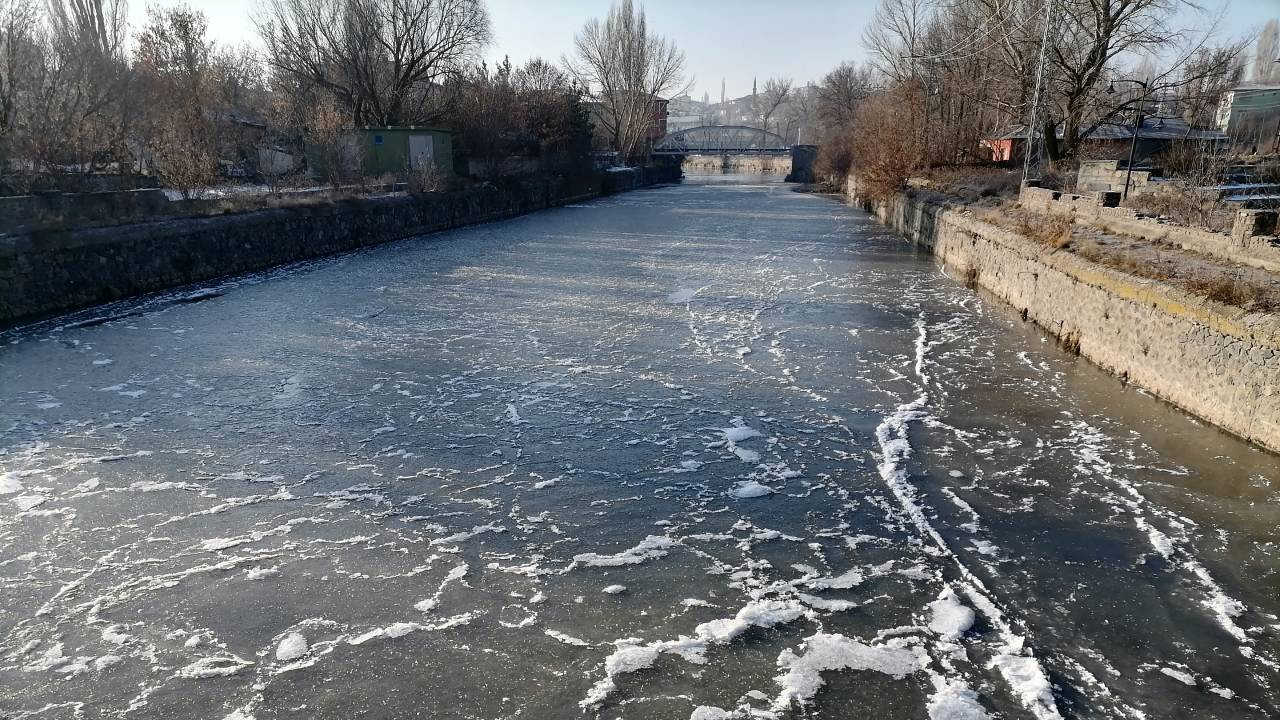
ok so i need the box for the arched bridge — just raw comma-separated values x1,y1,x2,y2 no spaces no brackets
652,125,789,155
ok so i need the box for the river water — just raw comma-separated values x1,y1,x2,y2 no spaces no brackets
1,174,1277,719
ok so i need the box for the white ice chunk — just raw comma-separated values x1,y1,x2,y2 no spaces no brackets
570,535,677,568
730,480,772,499
175,654,253,679
927,679,990,720
0,472,24,495
928,588,976,641
988,654,1057,720
1159,667,1196,686
720,426,761,443
275,633,308,662
13,495,47,511
545,629,591,646
774,633,921,709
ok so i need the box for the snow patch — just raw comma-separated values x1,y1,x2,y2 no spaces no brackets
581,599,807,708
928,588,975,641
730,480,772,499
570,535,677,569
175,655,253,679
275,633,308,662
774,633,921,710
0,472,24,495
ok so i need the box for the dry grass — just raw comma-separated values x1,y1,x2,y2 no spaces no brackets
920,166,1022,203
1123,184,1236,233
1018,214,1074,249
981,206,1075,249
1184,275,1270,308
976,205,1279,313
1072,237,1277,312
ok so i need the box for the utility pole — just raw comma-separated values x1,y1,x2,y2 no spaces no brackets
1023,0,1054,182
1109,79,1149,199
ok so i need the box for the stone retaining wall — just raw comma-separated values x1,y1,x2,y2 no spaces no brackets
682,154,792,175
1,189,172,233
1077,159,1163,194
0,166,681,328
846,178,1280,453
1020,185,1280,273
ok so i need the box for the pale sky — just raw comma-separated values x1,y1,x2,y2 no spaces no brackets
134,0,1275,101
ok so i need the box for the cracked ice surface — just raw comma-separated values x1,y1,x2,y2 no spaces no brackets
1,174,1278,719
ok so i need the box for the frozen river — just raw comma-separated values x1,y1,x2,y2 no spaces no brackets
2,175,1278,719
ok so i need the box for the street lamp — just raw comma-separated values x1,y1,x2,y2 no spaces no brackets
1108,79,1149,200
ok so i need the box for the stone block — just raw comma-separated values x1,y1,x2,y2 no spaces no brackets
1094,191,1122,207
1232,209,1278,243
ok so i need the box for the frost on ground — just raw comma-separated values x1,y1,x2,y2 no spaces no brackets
1,178,1276,720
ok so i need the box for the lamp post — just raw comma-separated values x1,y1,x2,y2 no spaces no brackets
1108,79,1149,200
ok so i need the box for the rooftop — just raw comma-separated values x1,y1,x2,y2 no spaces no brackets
994,117,1227,142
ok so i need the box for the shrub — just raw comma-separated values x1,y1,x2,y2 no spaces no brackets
1124,185,1235,233
1013,211,1074,248
814,140,853,186
921,166,1021,202
848,87,923,201
408,162,445,194
1184,274,1267,309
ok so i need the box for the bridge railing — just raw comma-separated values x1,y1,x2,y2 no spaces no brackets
652,125,790,156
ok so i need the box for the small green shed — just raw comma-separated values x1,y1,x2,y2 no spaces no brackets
358,126,454,177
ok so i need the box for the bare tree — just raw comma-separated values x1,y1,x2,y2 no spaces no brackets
757,77,791,134
850,86,923,198
1044,0,1245,160
305,94,362,187
565,0,686,162
863,0,934,83
1174,47,1245,128
46,0,126,58
782,83,817,144
515,57,569,94
135,3,217,197
855,0,1247,168
817,62,877,133
1254,19,1280,85
257,0,491,126
21,0,130,184
514,57,590,167
0,0,37,167
452,57,524,179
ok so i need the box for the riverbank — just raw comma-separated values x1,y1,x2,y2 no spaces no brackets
843,177,1280,454
0,166,681,328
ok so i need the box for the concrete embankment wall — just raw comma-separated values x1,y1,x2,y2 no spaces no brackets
0,166,680,328
845,178,1280,453
682,154,791,175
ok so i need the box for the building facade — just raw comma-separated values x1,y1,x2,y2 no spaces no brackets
1216,85,1280,154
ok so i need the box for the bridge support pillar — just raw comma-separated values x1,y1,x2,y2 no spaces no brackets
785,145,819,183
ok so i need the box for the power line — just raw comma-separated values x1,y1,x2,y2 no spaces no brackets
906,2,1044,65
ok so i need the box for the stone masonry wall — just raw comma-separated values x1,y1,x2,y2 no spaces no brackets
0,166,681,328
1020,185,1280,274
682,155,792,175
1076,159,1162,194
846,177,1280,453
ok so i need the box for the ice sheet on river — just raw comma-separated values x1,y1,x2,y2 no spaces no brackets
1,176,1277,719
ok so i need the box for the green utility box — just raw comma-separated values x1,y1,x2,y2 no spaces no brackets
358,126,454,177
